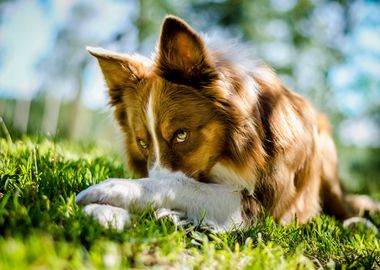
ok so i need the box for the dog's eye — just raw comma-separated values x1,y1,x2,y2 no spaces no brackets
175,130,188,143
138,139,148,149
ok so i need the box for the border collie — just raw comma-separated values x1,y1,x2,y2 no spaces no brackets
76,15,379,231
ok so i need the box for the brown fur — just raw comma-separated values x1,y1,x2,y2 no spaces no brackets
88,15,378,225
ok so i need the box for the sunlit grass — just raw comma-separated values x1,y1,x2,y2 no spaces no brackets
0,136,379,269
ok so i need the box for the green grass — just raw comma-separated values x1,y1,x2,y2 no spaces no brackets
0,137,379,269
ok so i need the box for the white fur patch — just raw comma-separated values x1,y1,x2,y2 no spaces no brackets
242,75,259,105
147,92,162,174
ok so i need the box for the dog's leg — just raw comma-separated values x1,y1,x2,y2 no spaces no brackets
75,172,244,231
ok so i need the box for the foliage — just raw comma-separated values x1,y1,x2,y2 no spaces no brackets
0,136,379,269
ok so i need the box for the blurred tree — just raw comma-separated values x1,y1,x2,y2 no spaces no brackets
38,3,95,138
37,1,132,139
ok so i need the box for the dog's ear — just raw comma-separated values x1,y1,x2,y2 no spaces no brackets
156,16,216,86
87,47,147,106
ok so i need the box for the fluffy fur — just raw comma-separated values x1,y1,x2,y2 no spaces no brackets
76,15,379,231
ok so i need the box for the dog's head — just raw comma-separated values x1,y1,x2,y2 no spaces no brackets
88,16,265,182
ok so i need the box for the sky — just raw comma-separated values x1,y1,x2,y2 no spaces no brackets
0,0,379,146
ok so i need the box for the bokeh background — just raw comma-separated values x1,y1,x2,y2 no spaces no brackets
0,0,379,194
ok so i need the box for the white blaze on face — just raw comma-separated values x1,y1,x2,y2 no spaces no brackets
147,92,162,175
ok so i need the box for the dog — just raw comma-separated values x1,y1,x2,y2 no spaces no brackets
76,15,379,232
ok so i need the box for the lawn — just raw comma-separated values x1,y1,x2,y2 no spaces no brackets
0,136,379,269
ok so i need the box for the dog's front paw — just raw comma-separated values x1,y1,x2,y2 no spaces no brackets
83,203,131,231
75,179,132,208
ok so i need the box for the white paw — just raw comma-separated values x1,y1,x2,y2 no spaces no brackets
83,203,131,231
75,179,131,208
75,180,115,205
